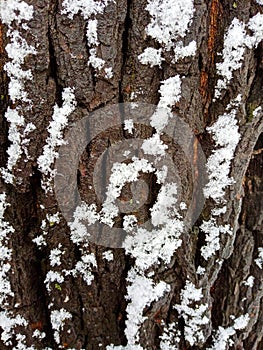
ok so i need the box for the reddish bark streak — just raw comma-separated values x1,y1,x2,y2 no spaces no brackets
200,0,222,122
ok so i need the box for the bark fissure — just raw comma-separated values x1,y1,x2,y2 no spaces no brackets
119,0,132,104
47,0,63,106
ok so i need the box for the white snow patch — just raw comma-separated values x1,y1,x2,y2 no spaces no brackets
172,40,197,61
243,275,254,288
155,165,168,184
215,14,263,98
86,18,99,45
37,87,76,192
0,0,34,26
142,133,168,157
102,250,114,262
32,329,46,340
124,119,134,134
88,48,105,70
174,281,209,346
145,0,195,50
50,244,64,267
199,98,241,260
124,217,183,271
255,247,263,268
215,19,247,98
196,266,205,275
64,253,97,285
150,76,181,133
204,109,240,203
123,215,137,233
105,67,113,79
0,311,27,346
4,30,36,102
150,183,178,226
61,0,111,19
139,0,196,66
44,271,64,292
0,1,37,183
1,109,36,183
50,308,72,344
100,158,154,227
160,322,180,350
68,202,99,245
138,47,163,67
208,314,249,350
200,219,232,260
0,193,15,305
124,268,170,346
158,76,182,110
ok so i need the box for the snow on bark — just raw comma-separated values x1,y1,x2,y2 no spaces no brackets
62,0,114,77
255,247,263,269
49,244,64,267
138,0,196,66
174,281,210,346
37,87,76,193
215,14,263,99
0,193,14,305
102,19,190,346
159,322,180,350
32,211,60,248
124,119,135,134
200,98,241,260
138,48,163,68
208,314,249,350
204,105,241,203
0,312,28,347
124,268,170,347
50,308,72,345
44,271,65,293
0,0,37,184
0,193,31,348
100,158,155,227
102,250,114,262
200,218,232,260
63,252,97,285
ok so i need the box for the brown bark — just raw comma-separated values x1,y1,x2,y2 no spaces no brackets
0,0,262,349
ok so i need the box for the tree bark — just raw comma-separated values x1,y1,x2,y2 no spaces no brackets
0,0,262,349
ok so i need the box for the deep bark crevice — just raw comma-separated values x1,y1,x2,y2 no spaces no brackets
119,0,132,104
246,43,263,123
47,0,63,106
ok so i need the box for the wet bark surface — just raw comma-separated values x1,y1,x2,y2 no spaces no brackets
0,0,262,349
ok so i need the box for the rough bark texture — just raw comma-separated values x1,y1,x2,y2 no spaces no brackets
0,0,262,349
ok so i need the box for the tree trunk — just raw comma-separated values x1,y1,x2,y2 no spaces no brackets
0,0,262,349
